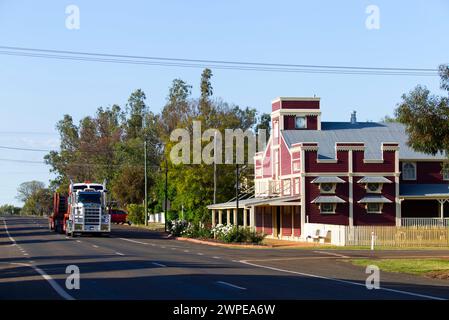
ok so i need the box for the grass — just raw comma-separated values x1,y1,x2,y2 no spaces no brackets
351,258,449,279
128,222,166,232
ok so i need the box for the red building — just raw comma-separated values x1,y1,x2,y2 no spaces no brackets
208,97,449,242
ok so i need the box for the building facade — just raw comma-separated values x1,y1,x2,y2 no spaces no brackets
209,97,449,242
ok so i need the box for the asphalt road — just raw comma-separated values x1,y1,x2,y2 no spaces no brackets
2,215,449,300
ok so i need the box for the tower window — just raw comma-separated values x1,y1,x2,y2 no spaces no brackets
295,116,307,129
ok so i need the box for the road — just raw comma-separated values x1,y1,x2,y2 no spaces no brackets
2,215,449,300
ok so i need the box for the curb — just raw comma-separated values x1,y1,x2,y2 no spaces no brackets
174,237,274,248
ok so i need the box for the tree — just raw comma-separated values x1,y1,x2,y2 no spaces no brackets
16,181,45,203
395,64,449,156
0,204,21,215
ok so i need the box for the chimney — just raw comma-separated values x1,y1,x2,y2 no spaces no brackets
350,111,357,125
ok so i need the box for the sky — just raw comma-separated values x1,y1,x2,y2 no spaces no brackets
0,0,448,206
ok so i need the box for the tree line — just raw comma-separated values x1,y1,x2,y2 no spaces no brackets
21,68,270,222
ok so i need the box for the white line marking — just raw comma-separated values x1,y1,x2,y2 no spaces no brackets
92,245,99,248
216,281,247,290
161,246,166,249
23,253,29,256
184,250,190,253
9,263,75,300
2,218,16,246
212,256,221,259
171,248,176,250
313,251,350,258
197,253,204,256
239,260,445,300
152,262,167,267
115,252,125,256
119,237,147,245
76,240,81,243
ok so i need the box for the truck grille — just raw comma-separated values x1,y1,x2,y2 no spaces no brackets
84,207,100,226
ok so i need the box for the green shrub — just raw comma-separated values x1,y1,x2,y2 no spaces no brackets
126,204,145,225
169,219,188,236
212,224,265,244
183,223,212,239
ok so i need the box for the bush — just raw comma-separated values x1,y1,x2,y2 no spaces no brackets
182,223,212,239
212,224,265,244
127,204,145,225
169,219,188,236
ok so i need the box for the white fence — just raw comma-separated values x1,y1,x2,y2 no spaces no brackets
401,218,449,228
304,222,449,247
148,212,165,223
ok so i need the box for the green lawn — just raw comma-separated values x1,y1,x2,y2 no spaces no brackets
351,258,449,278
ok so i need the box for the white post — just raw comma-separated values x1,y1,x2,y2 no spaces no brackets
211,209,216,227
243,209,248,228
371,231,375,251
227,209,231,225
249,206,255,231
440,200,444,219
233,208,238,226
218,209,223,225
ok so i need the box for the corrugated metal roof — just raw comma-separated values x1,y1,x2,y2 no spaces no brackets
207,195,299,209
358,195,392,203
311,176,346,184
311,196,346,203
282,122,446,160
357,176,393,184
400,184,449,197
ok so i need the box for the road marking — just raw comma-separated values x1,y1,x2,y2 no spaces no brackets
197,253,204,256
76,240,81,243
171,248,177,250
23,253,29,256
115,252,125,256
2,218,17,246
152,262,167,267
92,245,99,248
161,246,166,249
184,250,190,253
119,238,148,245
313,251,350,258
212,256,221,259
216,281,247,290
239,260,446,300
10,262,75,300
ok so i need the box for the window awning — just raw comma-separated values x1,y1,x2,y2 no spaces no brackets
358,195,392,204
357,176,392,184
311,196,346,204
311,177,346,184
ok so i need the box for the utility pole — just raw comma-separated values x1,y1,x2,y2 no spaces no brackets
144,140,148,226
235,164,239,219
213,131,217,204
164,157,168,232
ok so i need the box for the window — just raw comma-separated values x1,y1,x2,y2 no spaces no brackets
283,179,291,195
366,203,382,213
320,183,336,194
295,116,307,129
402,162,417,180
367,183,381,193
320,203,336,214
294,178,300,194
293,161,300,172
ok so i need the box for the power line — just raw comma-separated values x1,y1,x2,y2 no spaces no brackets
0,145,51,152
0,45,439,77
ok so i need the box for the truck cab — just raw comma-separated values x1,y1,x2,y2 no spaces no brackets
65,182,111,236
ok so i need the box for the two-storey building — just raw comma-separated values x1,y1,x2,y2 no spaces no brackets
208,97,449,242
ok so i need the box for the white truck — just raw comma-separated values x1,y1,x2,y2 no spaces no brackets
63,181,111,236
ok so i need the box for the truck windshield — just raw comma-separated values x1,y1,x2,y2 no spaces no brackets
78,193,101,204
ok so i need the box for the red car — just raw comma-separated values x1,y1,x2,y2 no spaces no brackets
110,209,130,224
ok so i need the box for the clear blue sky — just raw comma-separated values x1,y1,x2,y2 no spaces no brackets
0,0,448,206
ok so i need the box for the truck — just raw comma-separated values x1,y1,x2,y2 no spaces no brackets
49,181,111,236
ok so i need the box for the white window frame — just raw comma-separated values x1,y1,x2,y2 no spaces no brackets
283,179,291,195
319,183,336,194
402,162,417,181
294,178,300,194
293,161,300,172
365,183,382,194
295,116,307,129
366,203,383,214
319,203,337,214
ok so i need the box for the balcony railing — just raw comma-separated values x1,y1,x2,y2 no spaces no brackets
401,218,449,228
255,180,282,197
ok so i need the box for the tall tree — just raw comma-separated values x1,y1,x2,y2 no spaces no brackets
395,64,449,156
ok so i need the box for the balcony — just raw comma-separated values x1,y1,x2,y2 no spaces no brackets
255,180,285,197
401,218,449,228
